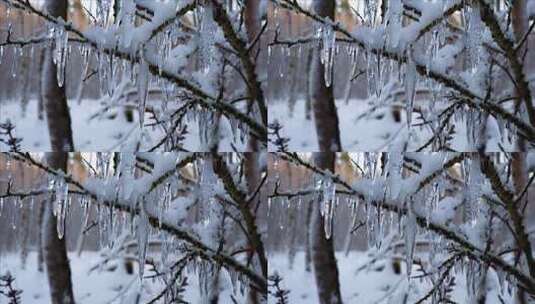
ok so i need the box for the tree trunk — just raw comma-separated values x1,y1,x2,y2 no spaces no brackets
308,0,344,296
511,153,530,304
42,0,74,151
511,0,529,151
44,153,75,304
243,152,267,303
243,1,267,293
310,0,342,151
41,0,76,302
311,152,343,304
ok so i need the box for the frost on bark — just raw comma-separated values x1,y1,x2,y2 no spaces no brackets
310,0,342,152
44,153,75,304
311,152,343,304
42,0,74,151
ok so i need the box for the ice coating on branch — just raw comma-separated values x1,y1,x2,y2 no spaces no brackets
404,199,417,279
137,206,149,281
405,48,417,130
137,55,150,129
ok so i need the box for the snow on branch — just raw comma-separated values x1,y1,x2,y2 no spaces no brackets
272,152,535,296
1,0,267,147
1,152,267,292
270,0,535,149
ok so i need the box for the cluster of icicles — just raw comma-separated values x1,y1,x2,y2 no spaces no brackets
269,154,523,298
0,153,253,298
0,0,253,149
266,0,521,148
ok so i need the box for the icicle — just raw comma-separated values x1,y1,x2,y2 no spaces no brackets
466,157,483,225
386,151,403,200
365,205,375,248
97,0,112,25
199,157,217,201
137,54,149,129
137,208,149,281
96,152,112,177
364,152,378,179
48,175,69,239
159,29,172,75
426,182,440,227
159,183,172,228
51,23,68,87
405,47,417,130
199,3,217,73
404,199,417,279
11,198,18,230
11,47,19,78
323,177,335,239
198,110,213,149
314,175,336,239
319,23,335,87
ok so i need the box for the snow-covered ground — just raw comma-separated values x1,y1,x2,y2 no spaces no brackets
268,99,514,151
0,99,246,151
269,251,512,303
0,251,242,303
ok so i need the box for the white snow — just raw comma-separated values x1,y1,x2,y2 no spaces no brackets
268,99,515,151
268,251,513,304
0,99,247,151
0,251,243,303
